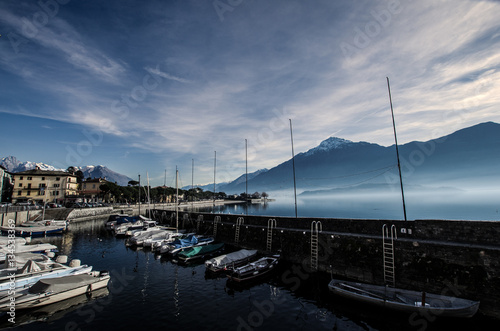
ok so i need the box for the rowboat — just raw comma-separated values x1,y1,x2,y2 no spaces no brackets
226,255,279,283
328,279,480,318
205,249,258,273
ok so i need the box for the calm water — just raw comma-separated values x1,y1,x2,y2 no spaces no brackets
1,218,498,331
197,192,500,221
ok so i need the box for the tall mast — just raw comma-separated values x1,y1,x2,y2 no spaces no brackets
386,77,407,221
213,151,216,209
176,166,179,230
191,158,194,211
138,174,141,216
289,119,298,218
245,139,248,204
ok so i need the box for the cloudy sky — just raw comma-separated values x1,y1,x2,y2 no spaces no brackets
1,0,500,187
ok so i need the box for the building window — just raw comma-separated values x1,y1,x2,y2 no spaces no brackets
68,178,71,182
56,177,60,181
42,177,45,180
27,177,32,180
20,176,23,180
27,191,30,196
18,191,21,196
53,184,60,188
55,191,59,196
18,183,22,187
92,184,96,189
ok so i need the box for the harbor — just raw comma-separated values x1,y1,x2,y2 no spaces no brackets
1,204,499,330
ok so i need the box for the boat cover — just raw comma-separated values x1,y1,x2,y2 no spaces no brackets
206,249,257,268
178,243,224,258
169,235,198,249
28,274,97,294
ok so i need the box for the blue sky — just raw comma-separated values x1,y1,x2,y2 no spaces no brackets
1,0,500,187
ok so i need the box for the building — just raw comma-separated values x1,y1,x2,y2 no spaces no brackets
12,168,78,204
80,177,109,203
0,165,14,203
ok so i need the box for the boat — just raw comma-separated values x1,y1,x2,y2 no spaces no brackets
205,249,258,273
21,219,69,229
0,270,110,310
0,242,58,261
0,235,26,246
143,230,183,248
124,219,159,237
226,255,279,283
125,227,172,247
0,225,65,237
160,235,214,256
104,214,129,230
328,279,480,318
177,243,225,263
0,255,92,293
153,232,193,252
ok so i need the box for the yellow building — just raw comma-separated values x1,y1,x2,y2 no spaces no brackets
81,177,108,202
12,168,78,204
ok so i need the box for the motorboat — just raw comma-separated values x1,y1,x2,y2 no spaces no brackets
205,249,258,273
0,242,58,262
143,231,183,248
328,279,480,318
0,225,65,237
160,235,214,256
126,227,172,247
177,243,225,263
0,255,92,293
153,233,193,253
0,271,110,310
226,255,279,283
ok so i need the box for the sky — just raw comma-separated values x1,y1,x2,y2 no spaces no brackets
1,0,500,187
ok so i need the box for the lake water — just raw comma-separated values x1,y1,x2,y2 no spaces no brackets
1,216,498,331
197,191,500,221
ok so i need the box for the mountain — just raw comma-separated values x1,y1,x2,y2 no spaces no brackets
218,121,500,194
0,156,133,186
186,168,268,193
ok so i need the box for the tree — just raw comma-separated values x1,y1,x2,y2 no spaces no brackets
128,180,139,186
67,166,76,174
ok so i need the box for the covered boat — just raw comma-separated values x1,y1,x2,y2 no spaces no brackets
205,249,258,273
226,255,279,283
160,235,214,256
0,255,92,293
328,279,480,318
0,271,110,310
177,243,225,263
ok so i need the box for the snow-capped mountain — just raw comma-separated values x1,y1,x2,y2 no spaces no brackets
302,137,354,156
0,156,133,186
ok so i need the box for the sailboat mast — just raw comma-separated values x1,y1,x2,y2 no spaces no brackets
147,172,151,217
176,166,179,230
191,159,194,211
386,77,407,222
213,151,216,209
289,119,298,218
138,174,141,216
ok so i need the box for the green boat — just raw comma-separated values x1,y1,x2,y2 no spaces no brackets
177,243,225,262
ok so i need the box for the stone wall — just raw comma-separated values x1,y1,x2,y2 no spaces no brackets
176,212,500,319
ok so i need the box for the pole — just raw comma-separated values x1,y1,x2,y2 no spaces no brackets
176,167,179,230
245,139,248,213
192,158,194,211
138,174,141,216
213,151,216,210
386,77,407,221
289,119,298,218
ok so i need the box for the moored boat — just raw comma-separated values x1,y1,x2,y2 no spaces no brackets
0,225,65,237
177,243,225,263
205,249,258,273
0,270,110,310
328,279,480,318
226,255,279,283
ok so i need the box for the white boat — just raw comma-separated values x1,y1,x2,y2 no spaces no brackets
152,232,187,252
328,279,480,318
205,249,258,273
0,255,92,293
0,225,65,237
0,236,26,246
0,243,57,262
160,235,214,256
21,219,69,229
0,271,110,310
126,228,171,247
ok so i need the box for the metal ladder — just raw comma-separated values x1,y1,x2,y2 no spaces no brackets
235,217,244,244
196,215,203,233
311,221,322,271
213,216,221,238
267,219,277,252
382,224,397,287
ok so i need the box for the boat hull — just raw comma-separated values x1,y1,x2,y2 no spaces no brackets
227,256,279,283
328,279,480,318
